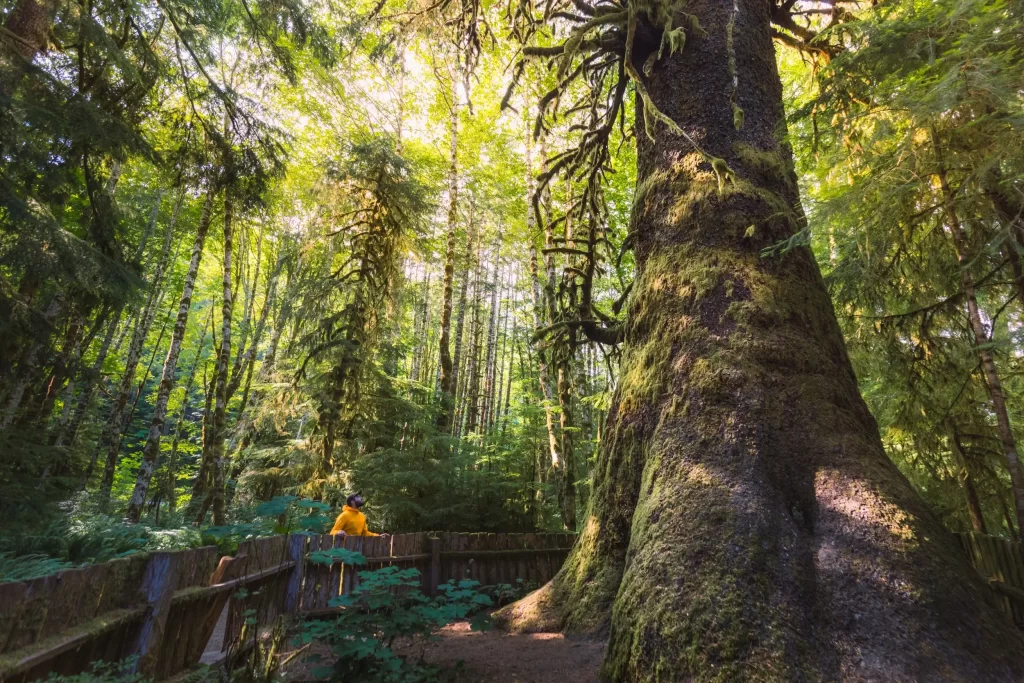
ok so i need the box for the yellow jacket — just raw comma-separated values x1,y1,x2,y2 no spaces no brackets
330,505,379,536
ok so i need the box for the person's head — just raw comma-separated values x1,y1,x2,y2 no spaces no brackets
346,492,364,509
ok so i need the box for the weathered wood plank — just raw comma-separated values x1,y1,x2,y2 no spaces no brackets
447,533,459,586
324,534,344,606
284,534,307,614
428,537,441,597
130,551,182,676
301,535,323,611
500,533,511,584
514,535,528,589
213,550,252,656
0,607,144,682
440,533,451,585
528,536,544,585
340,535,354,598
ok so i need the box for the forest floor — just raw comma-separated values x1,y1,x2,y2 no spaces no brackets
280,621,606,682
395,621,605,682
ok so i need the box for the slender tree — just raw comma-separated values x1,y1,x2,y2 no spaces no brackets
93,192,177,507
437,76,461,431
931,128,1024,542
124,189,214,523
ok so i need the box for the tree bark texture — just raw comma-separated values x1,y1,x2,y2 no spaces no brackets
0,0,58,96
451,219,475,436
555,361,575,530
501,1,1024,679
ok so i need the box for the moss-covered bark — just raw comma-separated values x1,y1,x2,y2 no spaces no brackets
500,0,1024,678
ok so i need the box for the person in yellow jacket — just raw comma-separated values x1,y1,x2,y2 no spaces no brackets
330,492,387,537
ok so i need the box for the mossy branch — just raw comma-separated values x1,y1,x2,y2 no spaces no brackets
542,247,591,257
622,8,738,195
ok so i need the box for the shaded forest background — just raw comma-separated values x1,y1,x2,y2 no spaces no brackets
1,0,1022,575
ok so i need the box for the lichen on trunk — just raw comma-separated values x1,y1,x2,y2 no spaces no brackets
499,0,1024,678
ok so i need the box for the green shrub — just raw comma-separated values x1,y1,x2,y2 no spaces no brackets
0,552,72,582
202,495,334,548
298,548,492,682
43,658,145,683
0,515,204,583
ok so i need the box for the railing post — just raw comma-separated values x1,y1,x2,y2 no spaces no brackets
131,551,181,676
428,537,441,597
284,534,307,614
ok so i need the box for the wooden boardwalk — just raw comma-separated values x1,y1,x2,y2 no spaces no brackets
0,532,574,682
3,530,1022,681
957,531,1024,625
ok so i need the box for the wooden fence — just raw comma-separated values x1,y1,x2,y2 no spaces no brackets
0,532,574,683
957,531,1024,625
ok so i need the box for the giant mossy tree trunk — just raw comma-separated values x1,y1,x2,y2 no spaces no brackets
501,0,1024,678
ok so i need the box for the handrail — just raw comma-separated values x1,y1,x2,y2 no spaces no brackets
0,607,147,679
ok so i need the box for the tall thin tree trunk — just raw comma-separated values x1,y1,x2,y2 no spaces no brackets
950,425,987,534
209,194,235,526
124,191,212,522
225,255,281,459
54,307,122,451
94,193,177,508
500,304,517,440
526,118,562,481
494,283,511,432
465,263,484,436
230,227,263,387
166,312,210,515
232,256,294,455
410,272,430,383
482,238,502,431
228,248,277,405
187,361,216,520
932,129,1024,542
556,359,575,530
437,80,460,430
553,201,577,529
451,218,475,435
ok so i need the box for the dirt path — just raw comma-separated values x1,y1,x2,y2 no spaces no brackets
395,622,605,682
281,622,605,682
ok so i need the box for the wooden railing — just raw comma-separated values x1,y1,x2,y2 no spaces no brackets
0,532,575,683
957,531,1024,625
